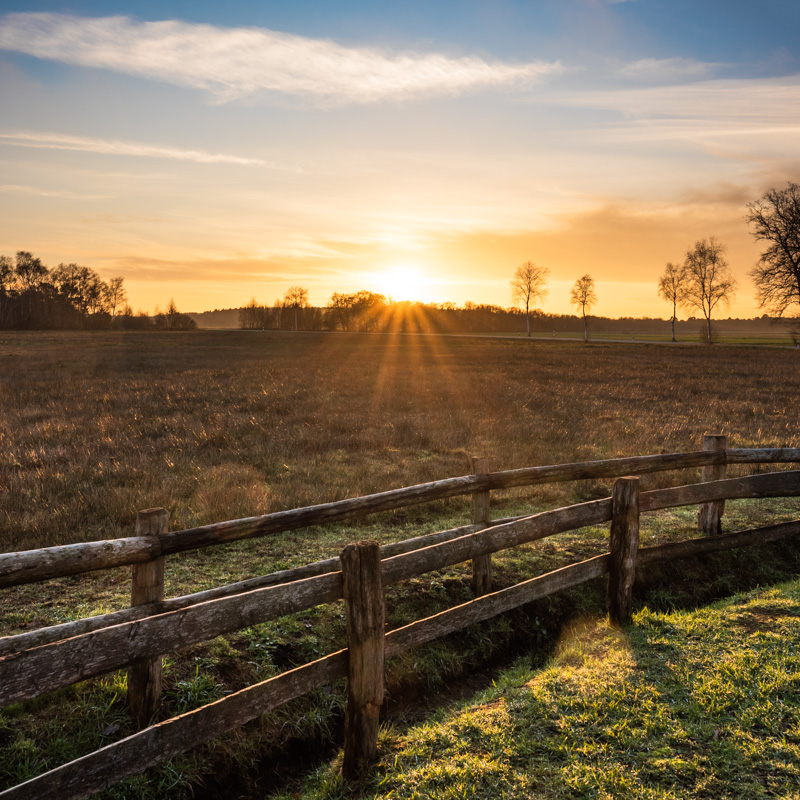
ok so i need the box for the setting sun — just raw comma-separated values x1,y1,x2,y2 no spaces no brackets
373,266,434,303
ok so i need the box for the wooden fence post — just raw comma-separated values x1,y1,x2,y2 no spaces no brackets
470,456,492,596
608,477,639,626
698,434,727,535
341,540,385,780
128,508,167,729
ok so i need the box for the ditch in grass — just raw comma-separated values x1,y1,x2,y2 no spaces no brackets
2,499,800,798
297,578,800,800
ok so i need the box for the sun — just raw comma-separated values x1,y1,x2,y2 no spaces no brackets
375,265,432,302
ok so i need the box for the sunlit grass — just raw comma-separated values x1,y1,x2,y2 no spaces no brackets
1,330,799,797
292,581,800,800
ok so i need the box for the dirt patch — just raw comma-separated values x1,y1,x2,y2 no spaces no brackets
732,605,790,634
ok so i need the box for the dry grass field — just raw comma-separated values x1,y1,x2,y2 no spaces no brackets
1,329,798,554
1,330,799,798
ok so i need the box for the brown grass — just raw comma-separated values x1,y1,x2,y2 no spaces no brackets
1,329,798,553
1,330,799,798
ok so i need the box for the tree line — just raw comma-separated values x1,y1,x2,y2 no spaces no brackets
510,182,800,344
0,252,196,330
243,182,798,343
655,183,799,344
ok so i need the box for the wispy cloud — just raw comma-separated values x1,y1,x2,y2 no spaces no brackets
616,57,720,82
0,12,562,104
0,183,110,199
561,76,800,143
0,130,267,165
582,76,800,119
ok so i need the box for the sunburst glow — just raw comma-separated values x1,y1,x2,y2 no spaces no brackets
374,266,434,303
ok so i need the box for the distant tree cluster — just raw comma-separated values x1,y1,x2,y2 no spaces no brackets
0,251,127,329
658,237,737,344
0,251,195,331
238,286,324,331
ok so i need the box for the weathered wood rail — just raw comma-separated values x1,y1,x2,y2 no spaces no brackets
1,436,799,798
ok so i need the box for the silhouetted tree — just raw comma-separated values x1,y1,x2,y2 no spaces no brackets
239,297,271,329
570,274,597,343
511,261,549,336
747,182,800,324
681,237,736,344
283,286,309,331
154,298,197,331
657,261,689,342
0,255,15,327
14,251,47,292
104,277,127,317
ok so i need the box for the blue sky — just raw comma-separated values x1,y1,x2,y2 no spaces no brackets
1,0,798,315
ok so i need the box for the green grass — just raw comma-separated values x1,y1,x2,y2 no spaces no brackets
1,330,799,797
294,579,800,800
3,503,800,798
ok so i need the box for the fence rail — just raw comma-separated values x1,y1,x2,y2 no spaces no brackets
4,446,799,590
1,436,799,799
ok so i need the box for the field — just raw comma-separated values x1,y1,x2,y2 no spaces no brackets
1,330,799,797
2,329,799,555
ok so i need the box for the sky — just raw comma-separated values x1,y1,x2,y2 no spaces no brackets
0,1,799,318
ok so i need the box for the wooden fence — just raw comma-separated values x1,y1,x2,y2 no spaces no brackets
1,435,799,798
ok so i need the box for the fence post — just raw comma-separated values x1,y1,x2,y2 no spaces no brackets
608,477,639,626
470,456,492,596
698,434,727,535
128,508,167,730
341,540,385,780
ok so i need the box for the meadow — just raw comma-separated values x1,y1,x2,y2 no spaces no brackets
1,329,798,555
1,330,799,798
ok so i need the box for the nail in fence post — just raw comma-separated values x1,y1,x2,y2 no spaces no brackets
341,540,385,780
470,456,492,596
698,434,727,535
128,508,167,730
608,477,639,626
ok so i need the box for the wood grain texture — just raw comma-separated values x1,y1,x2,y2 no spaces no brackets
385,555,610,658
341,542,384,779
0,524,485,658
0,571,342,709
0,537,161,589
638,519,800,565
726,448,800,464
3,470,796,707
698,435,727,535
128,509,167,730
470,456,492,596
640,470,800,512
607,478,639,626
0,650,348,800
381,498,612,587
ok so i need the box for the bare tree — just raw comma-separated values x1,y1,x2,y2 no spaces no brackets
510,261,549,337
657,262,689,342
570,274,597,343
747,182,800,327
681,237,736,345
104,277,127,318
283,285,309,331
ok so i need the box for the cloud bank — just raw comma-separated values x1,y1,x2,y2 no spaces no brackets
0,12,561,104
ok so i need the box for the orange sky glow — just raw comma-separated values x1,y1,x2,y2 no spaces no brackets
1,3,798,319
